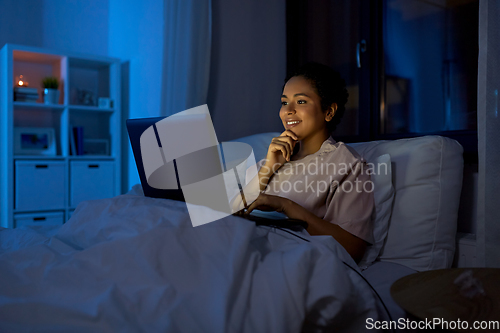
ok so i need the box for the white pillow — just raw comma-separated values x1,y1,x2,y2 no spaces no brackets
230,132,280,163
349,136,463,271
358,154,394,269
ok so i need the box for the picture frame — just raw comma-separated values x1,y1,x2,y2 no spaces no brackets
14,127,56,156
98,97,113,109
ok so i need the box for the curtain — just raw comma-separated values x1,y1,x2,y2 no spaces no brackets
477,0,500,267
161,0,212,116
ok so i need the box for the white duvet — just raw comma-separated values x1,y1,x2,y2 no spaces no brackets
0,190,380,332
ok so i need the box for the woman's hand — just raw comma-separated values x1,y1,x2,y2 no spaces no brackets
244,193,291,215
257,130,298,192
241,193,368,262
265,130,298,168
244,194,367,262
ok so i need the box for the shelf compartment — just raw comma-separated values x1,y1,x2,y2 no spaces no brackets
69,110,112,156
13,50,65,104
68,58,110,107
13,106,64,156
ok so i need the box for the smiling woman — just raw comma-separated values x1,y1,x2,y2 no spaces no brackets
242,62,373,263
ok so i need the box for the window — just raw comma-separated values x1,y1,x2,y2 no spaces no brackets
381,0,478,135
286,0,478,159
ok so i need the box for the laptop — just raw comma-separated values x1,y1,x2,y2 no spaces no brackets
126,107,222,204
126,113,308,230
126,116,185,201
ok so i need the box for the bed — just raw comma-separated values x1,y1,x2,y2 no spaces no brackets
236,132,464,325
0,132,463,332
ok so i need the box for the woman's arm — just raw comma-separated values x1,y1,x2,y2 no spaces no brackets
231,130,298,212
259,130,298,191
244,194,367,263
283,199,367,263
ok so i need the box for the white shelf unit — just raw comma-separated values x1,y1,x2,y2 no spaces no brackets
0,44,121,228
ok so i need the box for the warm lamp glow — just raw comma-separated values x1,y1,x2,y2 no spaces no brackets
15,75,29,87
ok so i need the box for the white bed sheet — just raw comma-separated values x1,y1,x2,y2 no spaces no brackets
362,261,417,325
0,191,380,332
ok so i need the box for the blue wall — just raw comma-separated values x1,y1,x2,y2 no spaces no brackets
0,0,165,191
42,0,109,56
109,0,164,120
108,0,164,190
0,0,44,47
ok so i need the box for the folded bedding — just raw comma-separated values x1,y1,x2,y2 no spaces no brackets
0,191,380,332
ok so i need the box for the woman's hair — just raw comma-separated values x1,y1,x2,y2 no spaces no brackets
285,62,349,133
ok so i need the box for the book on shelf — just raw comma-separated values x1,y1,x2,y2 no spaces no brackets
14,93,38,97
72,126,84,155
70,125,77,156
13,87,39,102
14,98,38,103
14,87,38,94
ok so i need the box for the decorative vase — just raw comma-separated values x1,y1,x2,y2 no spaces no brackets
43,88,60,105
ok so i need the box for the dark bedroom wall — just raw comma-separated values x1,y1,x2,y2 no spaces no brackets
208,0,286,142
42,0,109,56
0,0,44,48
0,0,108,56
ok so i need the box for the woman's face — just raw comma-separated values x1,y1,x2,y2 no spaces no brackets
280,76,328,140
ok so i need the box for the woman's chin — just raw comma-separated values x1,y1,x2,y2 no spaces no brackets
282,125,302,139
291,129,301,138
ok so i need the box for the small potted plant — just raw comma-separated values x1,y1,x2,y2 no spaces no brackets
42,76,60,105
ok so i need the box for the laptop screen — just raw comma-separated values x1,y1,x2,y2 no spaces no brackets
126,106,259,227
126,116,185,201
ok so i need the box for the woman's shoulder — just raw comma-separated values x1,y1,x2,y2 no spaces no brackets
321,138,364,164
